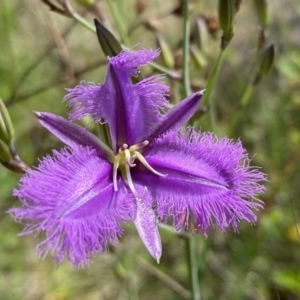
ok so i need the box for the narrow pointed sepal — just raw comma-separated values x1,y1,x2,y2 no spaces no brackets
133,197,162,263
94,19,122,57
35,112,114,161
149,91,204,141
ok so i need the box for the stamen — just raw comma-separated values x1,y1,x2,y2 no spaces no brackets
124,149,136,167
119,144,128,153
129,140,149,152
113,140,166,196
125,163,139,197
113,155,120,191
134,151,167,177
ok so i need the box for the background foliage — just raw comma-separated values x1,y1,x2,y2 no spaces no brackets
0,0,299,299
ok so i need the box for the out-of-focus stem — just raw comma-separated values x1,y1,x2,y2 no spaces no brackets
107,0,131,46
201,49,225,107
72,12,96,33
182,0,192,97
228,82,254,136
201,49,225,132
186,236,201,300
240,83,254,107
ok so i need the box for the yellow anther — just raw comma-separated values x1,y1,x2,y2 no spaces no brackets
128,140,149,152
112,140,167,194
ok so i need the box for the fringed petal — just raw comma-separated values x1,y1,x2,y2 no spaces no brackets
64,81,101,121
108,49,159,77
64,50,167,152
133,130,266,234
9,146,131,268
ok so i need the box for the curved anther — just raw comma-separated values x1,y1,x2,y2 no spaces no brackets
113,155,120,191
125,163,139,197
129,140,149,152
134,151,167,177
113,140,166,195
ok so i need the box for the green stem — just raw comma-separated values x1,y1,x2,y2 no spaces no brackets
228,83,254,136
107,0,131,46
149,62,181,80
182,0,191,97
73,12,96,33
159,223,190,237
241,83,254,107
201,49,225,107
186,236,201,300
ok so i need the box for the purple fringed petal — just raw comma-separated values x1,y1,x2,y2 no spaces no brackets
133,130,266,234
108,49,159,77
9,147,131,268
134,75,169,117
64,81,101,121
65,50,167,152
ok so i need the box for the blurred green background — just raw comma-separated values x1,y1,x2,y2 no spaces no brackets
0,0,299,299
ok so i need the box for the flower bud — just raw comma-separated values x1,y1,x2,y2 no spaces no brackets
190,45,208,69
0,98,14,142
94,19,122,57
0,139,11,163
254,44,275,84
218,0,235,49
195,17,210,54
253,0,269,29
0,113,9,144
155,33,175,68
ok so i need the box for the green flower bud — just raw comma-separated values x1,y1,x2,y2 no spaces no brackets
253,0,269,28
94,19,122,57
0,98,14,142
195,17,210,54
0,112,9,144
218,0,235,48
0,139,11,163
254,44,275,84
155,33,175,68
190,45,208,69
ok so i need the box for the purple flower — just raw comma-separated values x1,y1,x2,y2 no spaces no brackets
10,49,266,268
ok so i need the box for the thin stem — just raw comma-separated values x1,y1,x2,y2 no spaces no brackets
186,236,201,300
228,83,254,136
136,255,191,299
149,62,181,80
182,0,192,97
158,223,190,237
72,12,96,33
240,83,254,107
201,49,225,107
107,0,131,46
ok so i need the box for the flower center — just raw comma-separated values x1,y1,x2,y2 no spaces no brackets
113,140,166,196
